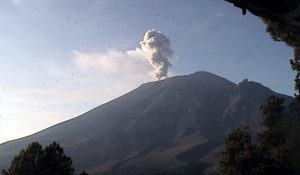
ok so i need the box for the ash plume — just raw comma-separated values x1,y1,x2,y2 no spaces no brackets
140,30,174,80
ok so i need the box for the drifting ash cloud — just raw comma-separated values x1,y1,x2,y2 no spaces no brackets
73,30,174,81
0,30,174,143
72,50,152,82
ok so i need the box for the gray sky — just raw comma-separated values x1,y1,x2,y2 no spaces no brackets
0,0,294,143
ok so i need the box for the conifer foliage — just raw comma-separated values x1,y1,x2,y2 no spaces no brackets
2,142,87,175
219,96,294,175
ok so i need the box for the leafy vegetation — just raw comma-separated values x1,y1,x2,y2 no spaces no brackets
1,142,87,175
220,96,294,175
222,1,300,174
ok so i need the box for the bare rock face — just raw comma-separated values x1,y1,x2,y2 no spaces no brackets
0,71,291,175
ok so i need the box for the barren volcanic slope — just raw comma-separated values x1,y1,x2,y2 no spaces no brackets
0,71,292,175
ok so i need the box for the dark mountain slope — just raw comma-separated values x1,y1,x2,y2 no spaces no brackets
0,71,292,175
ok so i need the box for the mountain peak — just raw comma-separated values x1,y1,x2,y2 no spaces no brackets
189,71,218,76
139,71,236,89
0,71,292,175
188,71,228,80
238,79,272,93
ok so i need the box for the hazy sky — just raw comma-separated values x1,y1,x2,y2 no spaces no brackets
0,0,294,143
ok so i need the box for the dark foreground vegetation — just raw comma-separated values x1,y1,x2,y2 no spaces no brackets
1,142,88,175
2,1,300,175
221,0,300,175
219,96,298,175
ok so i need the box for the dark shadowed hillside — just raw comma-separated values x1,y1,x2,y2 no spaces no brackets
0,71,292,175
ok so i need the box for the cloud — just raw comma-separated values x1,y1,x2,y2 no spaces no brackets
0,52,152,143
72,30,175,81
72,50,152,81
0,29,176,143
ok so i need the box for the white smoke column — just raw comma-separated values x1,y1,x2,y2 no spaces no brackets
140,30,174,80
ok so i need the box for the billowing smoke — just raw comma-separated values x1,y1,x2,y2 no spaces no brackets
139,30,174,80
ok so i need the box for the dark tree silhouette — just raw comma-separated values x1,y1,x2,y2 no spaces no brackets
2,142,88,175
219,96,294,175
79,171,88,175
256,97,294,175
35,142,75,175
223,1,300,174
219,127,258,175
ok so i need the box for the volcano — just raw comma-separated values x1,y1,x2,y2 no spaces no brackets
0,71,292,175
